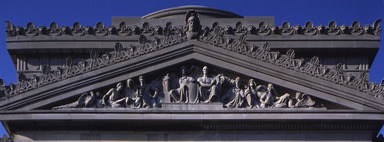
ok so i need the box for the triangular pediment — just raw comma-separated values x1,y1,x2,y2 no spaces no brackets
1,40,383,111
3,8,384,142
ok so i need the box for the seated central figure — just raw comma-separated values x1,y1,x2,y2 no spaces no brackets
197,66,218,103
170,66,195,103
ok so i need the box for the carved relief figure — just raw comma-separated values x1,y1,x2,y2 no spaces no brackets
288,92,316,108
53,91,102,109
102,82,125,108
221,77,245,108
244,79,260,108
137,76,161,108
170,66,195,103
5,84,15,99
214,74,232,102
0,80,15,100
197,66,219,103
135,76,145,108
122,79,136,108
162,73,178,103
185,10,201,40
259,83,278,108
272,93,291,108
49,64,325,110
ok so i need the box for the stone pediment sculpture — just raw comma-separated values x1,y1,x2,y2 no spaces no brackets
50,65,326,110
1,9,383,112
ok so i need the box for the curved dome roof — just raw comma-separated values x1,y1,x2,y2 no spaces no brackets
142,5,243,19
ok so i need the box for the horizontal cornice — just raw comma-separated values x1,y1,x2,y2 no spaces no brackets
1,109,384,121
5,19,381,39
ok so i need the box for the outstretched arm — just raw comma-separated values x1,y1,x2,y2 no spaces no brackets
102,88,114,105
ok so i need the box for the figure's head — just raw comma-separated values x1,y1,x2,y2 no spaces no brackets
248,79,256,87
235,77,241,87
126,79,134,89
218,74,225,82
186,10,200,32
267,83,274,90
202,66,208,75
95,92,101,98
181,66,187,76
116,82,123,90
9,83,15,90
188,16,198,31
139,76,145,86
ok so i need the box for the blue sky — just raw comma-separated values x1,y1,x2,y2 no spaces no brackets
0,0,383,137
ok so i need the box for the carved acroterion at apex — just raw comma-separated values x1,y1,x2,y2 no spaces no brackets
185,10,202,40
52,65,324,110
5,19,381,37
2,10,384,104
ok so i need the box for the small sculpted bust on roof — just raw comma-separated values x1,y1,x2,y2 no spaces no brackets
185,10,202,40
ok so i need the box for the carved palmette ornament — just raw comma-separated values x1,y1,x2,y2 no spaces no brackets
350,21,364,35
95,22,108,36
117,22,132,36
163,22,174,37
5,21,18,36
372,83,384,99
299,56,327,77
257,21,271,35
304,21,317,35
275,49,303,70
48,22,63,36
322,64,346,85
234,21,249,34
142,22,152,34
371,19,381,35
347,72,370,92
25,22,39,36
254,42,279,62
327,21,340,35
71,22,86,36
280,21,294,35
110,42,126,63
